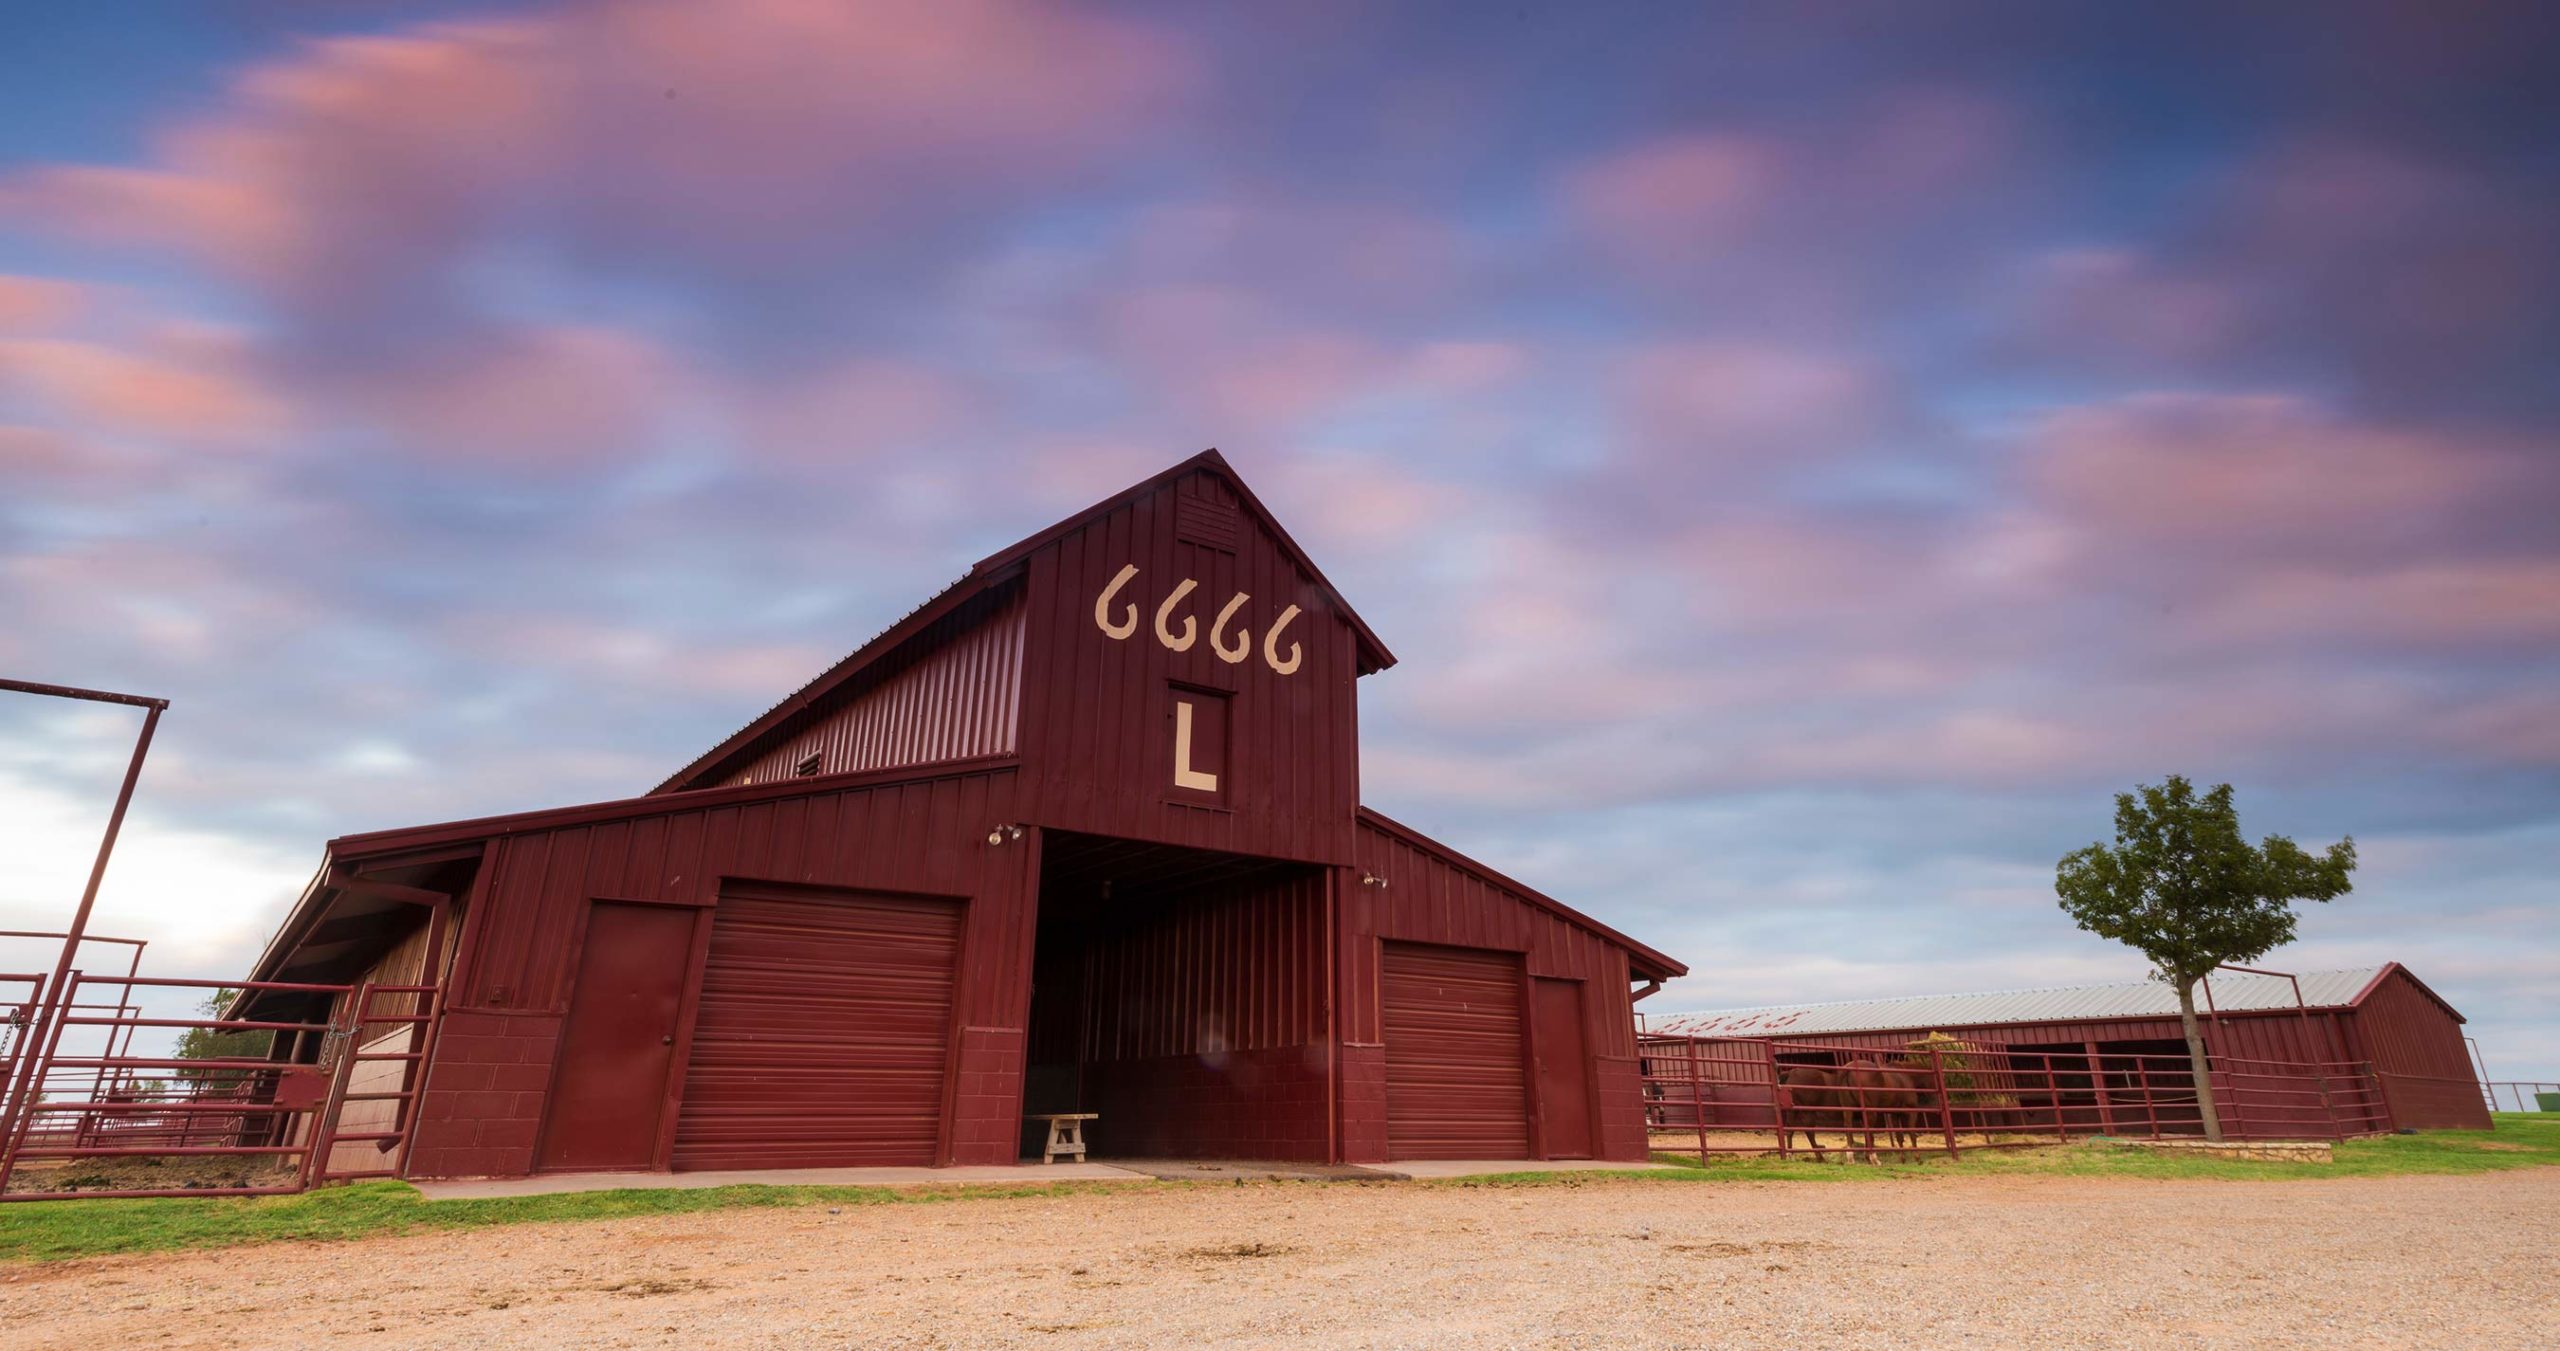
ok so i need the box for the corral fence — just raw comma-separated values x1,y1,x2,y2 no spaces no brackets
2483,1081,2559,1113
0,970,442,1201
1639,1033,2393,1161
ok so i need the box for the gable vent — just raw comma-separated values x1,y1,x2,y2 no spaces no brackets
1175,494,1243,554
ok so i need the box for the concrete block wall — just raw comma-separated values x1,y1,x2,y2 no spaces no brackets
406,1010,561,1178
949,1026,1027,1165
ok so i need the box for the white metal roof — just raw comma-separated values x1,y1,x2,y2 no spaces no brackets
1651,965,2395,1039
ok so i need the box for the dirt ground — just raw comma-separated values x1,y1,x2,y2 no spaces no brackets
3,1169,2553,1350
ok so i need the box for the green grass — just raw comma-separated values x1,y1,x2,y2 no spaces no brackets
0,1177,1151,1264
4,1114,2551,1263
1578,1110,2560,1187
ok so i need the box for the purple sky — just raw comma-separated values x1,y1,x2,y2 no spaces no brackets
2,1,2554,1080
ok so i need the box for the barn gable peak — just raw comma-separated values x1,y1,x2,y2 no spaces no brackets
976,450,1394,675
654,450,1389,796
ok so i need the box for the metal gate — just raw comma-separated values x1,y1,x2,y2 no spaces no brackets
0,971,440,1200
673,885,962,1170
1381,942,1530,1160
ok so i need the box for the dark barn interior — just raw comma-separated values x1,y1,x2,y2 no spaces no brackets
1022,832,1330,1161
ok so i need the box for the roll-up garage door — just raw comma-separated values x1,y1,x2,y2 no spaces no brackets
673,885,961,1169
1381,942,1530,1159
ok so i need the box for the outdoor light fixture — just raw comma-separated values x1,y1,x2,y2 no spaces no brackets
985,824,1026,846
1360,873,1389,888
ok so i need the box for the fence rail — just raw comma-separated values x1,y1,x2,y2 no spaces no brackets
2483,1081,2559,1112
1639,1034,2393,1161
0,973,441,1201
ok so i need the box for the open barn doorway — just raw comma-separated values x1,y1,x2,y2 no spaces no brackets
1021,831,1330,1163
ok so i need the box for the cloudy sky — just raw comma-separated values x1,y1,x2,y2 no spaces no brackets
2,1,2554,1079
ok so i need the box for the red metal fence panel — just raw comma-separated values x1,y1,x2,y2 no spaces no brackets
1639,1034,2394,1161
0,974,441,1200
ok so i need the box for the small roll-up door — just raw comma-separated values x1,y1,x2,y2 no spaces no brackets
673,885,961,1170
1382,942,1530,1159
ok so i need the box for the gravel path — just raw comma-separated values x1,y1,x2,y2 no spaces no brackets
3,1169,2551,1349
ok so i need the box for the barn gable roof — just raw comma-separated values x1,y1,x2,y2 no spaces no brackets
652,449,1391,794
1652,962,2459,1039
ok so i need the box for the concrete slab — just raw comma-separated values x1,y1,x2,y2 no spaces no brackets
412,1162,1153,1200
1385,1159,1685,1179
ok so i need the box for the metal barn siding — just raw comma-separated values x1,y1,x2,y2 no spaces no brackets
717,585,1026,788
1012,470,1366,866
673,885,964,1169
403,763,1040,1180
1345,813,1657,1163
1380,942,1530,1159
2346,968,2490,1129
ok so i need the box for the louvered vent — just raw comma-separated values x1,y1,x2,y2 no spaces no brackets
1175,494,1243,553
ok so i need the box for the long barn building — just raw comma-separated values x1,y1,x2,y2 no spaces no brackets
1653,963,2490,1131
237,452,1685,1178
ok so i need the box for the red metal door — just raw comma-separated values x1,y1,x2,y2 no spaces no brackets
1531,978,1595,1159
536,902,696,1172
1381,942,1529,1160
673,885,961,1170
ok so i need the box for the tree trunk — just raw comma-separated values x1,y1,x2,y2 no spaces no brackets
2175,981,2223,1143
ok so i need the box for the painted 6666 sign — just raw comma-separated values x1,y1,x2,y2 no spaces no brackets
1090,563,1303,676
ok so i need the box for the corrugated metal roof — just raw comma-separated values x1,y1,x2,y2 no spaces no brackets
1651,966,2390,1039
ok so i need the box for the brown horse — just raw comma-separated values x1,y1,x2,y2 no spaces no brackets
1780,1058,1944,1161
1843,1057,1941,1156
1775,1063,1856,1160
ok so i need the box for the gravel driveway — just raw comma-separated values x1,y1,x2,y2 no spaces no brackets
2,1169,2550,1349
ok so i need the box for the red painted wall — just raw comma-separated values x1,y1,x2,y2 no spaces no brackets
1014,471,1363,866
1340,816,1647,1163
713,585,1026,789
2349,970,2491,1130
411,764,1039,1177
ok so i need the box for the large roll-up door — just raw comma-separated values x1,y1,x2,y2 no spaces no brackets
1382,942,1529,1159
674,885,961,1170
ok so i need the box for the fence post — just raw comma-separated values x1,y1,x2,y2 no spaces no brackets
2045,1057,2067,1142
2136,1052,2161,1138
1764,1039,1788,1160
1930,1048,1958,1158
301,983,372,1189
2083,1041,2116,1135
0,970,84,1197
1687,1037,1707,1163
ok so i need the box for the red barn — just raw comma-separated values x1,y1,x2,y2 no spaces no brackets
236,452,1685,1179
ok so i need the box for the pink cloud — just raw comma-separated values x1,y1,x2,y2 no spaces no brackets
1617,340,1894,476
0,276,89,335
0,328,286,446
457,614,837,700
3,0,1197,315
1563,132,1773,264
314,324,678,463
2025,392,2503,551
739,358,969,463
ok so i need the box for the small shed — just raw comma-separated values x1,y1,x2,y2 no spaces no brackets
236,451,1685,1179
1653,963,2490,1131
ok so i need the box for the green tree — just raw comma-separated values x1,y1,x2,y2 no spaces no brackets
173,989,273,1091
2054,776,2355,1141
